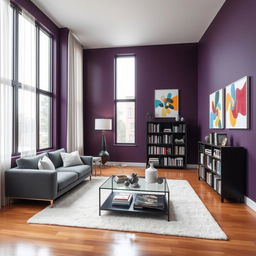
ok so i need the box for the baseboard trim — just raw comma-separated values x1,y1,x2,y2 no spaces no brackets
106,161,146,167
106,162,198,169
187,164,198,169
244,196,256,212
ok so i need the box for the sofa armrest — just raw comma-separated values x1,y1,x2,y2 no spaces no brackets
80,156,93,167
5,168,58,200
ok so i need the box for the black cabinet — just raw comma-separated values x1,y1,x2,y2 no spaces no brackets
198,142,246,202
146,121,187,169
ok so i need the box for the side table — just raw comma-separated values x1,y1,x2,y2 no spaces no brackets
93,157,102,176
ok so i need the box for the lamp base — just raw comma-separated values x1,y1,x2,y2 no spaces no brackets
99,150,110,165
99,134,110,164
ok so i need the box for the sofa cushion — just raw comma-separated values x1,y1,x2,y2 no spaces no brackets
48,148,65,168
16,153,47,169
57,172,78,191
60,151,83,167
56,165,91,178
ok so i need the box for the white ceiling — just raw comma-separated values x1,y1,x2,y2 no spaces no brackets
31,0,225,49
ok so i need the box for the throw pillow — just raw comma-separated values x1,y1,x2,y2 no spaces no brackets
60,151,83,167
47,148,65,168
38,156,56,170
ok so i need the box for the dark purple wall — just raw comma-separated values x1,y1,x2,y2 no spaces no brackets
198,0,256,201
84,44,198,164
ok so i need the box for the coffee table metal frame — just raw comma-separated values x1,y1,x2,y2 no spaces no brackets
99,176,170,221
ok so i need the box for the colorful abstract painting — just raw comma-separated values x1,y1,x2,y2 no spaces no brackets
154,89,179,118
209,89,224,129
225,76,249,129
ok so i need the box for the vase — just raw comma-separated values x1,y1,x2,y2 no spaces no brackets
145,162,158,183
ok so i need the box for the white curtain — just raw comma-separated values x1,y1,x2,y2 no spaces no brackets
18,11,36,157
0,0,12,208
67,33,84,155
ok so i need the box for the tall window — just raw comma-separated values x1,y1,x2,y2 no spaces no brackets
115,55,136,144
10,5,53,154
38,29,52,149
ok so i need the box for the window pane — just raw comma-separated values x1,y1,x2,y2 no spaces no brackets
39,30,51,91
18,13,36,86
116,102,135,143
0,6,13,81
116,56,135,99
18,88,36,153
39,94,51,149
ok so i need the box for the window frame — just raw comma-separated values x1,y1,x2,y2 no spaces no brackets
10,4,53,155
114,54,136,145
36,26,53,151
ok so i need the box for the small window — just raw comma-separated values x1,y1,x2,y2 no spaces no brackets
115,56,136,144
39,29,51,91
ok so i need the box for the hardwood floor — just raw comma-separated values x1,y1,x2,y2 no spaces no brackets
0,166,256,256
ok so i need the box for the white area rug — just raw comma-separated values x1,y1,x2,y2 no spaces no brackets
28,177,227,240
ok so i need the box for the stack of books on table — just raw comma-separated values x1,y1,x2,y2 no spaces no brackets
134,194,165,210
112,193,133,206
114,175,128,184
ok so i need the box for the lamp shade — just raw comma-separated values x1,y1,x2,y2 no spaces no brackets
95,118,112,130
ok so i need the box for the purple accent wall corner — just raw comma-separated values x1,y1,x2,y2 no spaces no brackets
84,44,199,164
198,0,256,201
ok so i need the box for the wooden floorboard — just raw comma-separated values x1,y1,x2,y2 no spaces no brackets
0,167,256,256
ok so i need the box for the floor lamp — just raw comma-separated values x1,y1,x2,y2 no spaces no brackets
95,118,112,164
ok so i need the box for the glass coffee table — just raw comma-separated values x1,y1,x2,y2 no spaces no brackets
99,176,170,221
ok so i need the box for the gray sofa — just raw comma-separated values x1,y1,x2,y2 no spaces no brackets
5,149,92,207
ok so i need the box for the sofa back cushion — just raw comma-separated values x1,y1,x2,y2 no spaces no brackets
16,153,47,169
48,148,65,168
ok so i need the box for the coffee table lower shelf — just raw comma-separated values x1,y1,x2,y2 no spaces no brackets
99,192,170,221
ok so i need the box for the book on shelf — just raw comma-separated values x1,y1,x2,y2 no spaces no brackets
173,124,186,133
199,166,205,180
148,135,162,144
163,128,172,133
162,157,183,167
148,123,160,133
206,155,212,169
163,134,173,144
200,153,204,165
174,146,185,155
213,148,221,159
217,180,221,194
213,175,221,189
148,146,172,155
112,193,133,206
134,194,165,210
212,159,221,175
114,175,129,184
206,172,213,186
204,148,212,155
174,138,184,144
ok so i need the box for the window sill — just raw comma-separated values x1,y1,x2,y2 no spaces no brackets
11,148,54,158
113,144,137,147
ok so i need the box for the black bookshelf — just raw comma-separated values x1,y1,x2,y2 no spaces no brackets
146,121,187,169
198,141,246,203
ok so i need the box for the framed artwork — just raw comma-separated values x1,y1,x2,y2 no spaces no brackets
209,89,224,129
225,76,249,129
154,89,179,118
